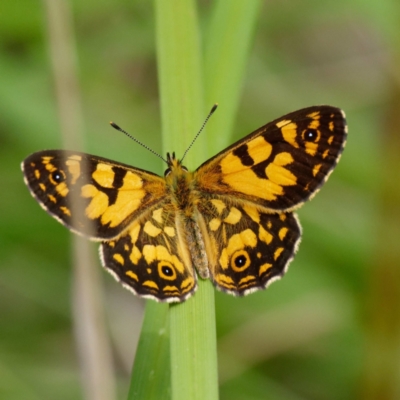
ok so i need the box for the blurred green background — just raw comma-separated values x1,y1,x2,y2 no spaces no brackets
2,0,399,399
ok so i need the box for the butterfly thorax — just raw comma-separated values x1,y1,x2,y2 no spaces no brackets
164,154,193,208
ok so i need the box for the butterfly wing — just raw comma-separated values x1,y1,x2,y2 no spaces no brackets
22,150,167,239
195,199,301,295
195,106,347,211
100,202,197,302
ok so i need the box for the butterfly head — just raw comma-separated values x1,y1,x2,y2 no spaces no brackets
164,152,189,179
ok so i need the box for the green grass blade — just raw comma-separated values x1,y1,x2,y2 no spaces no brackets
128,2,259,399
169,281,218,400
155,0,205,161
204,0,262,152
155,1,219,400
127,302,170,400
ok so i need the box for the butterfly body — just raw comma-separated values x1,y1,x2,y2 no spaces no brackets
22,106,347,302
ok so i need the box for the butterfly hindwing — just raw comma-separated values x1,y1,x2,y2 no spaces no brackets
22,150,167,239
195,106,346,211
100,202,197,302
197,199,301,295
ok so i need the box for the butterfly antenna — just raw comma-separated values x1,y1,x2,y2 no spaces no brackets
110,122,168,164
180,103,218,162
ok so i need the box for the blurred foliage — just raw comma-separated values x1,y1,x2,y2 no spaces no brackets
1,0,399,399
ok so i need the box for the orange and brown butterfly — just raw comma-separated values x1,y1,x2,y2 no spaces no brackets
21,105,347,302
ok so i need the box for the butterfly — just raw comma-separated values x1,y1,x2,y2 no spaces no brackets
22,105,347,302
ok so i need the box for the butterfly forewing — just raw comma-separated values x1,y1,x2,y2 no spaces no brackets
195,106,346,212
22,150,167,239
